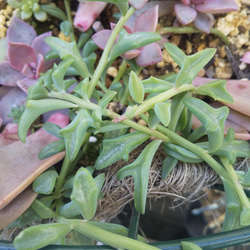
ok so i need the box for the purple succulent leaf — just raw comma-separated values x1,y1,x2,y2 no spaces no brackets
0,117,2,129
35,53,54,78
175,3,197,25
0,87,27,125
74,1,107,32
193,12,214,33
122,49,141,60
8,42,36,71
21,64,35,78
182,0,191,4
17,77,38,93
31,31,53,58
0,61,24,86
110,23,133,34
7,17,36,45
92,29,112,50
135,42,162,67
129,0,148,10
134,4,159,33
195,0,239,14
241,52,250,64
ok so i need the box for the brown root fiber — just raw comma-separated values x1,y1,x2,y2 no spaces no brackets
94,143,230,221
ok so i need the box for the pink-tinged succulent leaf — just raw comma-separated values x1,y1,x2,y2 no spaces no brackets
35,53,53,78
129,0,148,10
193,12,214,33
0,187,38,230
192,115,250,140
92,29,112,50
134,4,159,33
191,0,204,4
8,42,36,71
135,42,162,67
74,2,107,32
182,0,191,4
122,49,141,60
31,31,53,58
17,77,38,92
241,51,250,64
193,77,250,116
0,87,27,125
7,16,36,45
0,61,24,86
110,22,133,34
0,123,19,147
195,0,239,14
175,3,197,25
0,112,68,210
21,64,35,78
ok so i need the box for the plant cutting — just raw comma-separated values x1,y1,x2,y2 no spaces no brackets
0,0,250,250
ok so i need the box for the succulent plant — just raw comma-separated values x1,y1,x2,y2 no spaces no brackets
175,0,239,33
0,17,54,124
92,4,162,67
7,0,47,22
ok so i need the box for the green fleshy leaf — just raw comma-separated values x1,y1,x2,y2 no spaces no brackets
7,0,22,8
128,71,144,103
13,223,72,250
183,97,229,153
94,121,129,134
142,76,173,93
74,78,90,100
32,169,58,194
147,109,160,129
71,167,104,220
222,177,242,231
164,42,185,67
41,4,67,20
95,131,150,170
154,102,171,127
60,20,72,36
162,155,178,179
52,58,74,92
27,79,49,99
41,122,63,139
38,139,65,159
194,79,234,103
213,128,250,164
45,37,89,78
162,142,203,163
18,99,77,142
240,208,250,226
59,201,80,218
181,241,202,250
242,169,250,187
34,10,47,22
82,39,99,58
31,199,55,219
109,29,161,61
59,109,95,161
117,140,162,213
165,42,216,87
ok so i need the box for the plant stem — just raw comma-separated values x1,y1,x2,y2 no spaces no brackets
49,91,171,142
158,26,230,46
64,0,75,42
111,59,127,85
62,219,160,250
134,84,195,118
140,113,229,180
87,7,136,98
220,157,250,209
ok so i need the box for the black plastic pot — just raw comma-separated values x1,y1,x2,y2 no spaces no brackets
1,226,250,250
